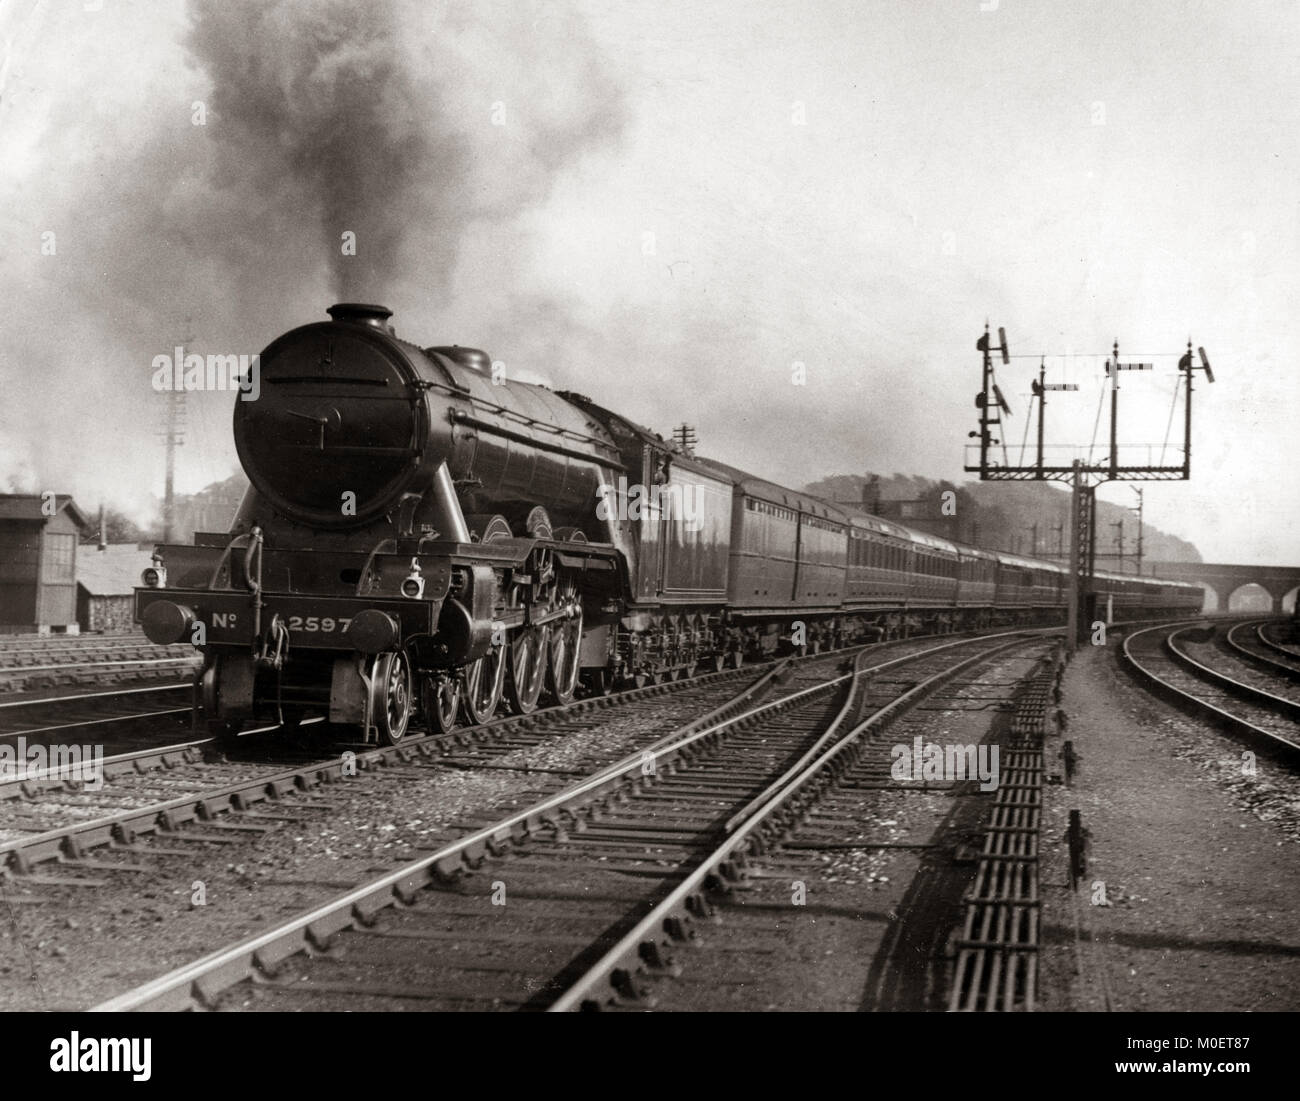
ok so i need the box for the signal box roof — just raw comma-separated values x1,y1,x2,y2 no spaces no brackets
0,494,90,528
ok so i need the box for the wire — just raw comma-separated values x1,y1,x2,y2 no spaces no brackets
1159,375,1181,466
990,366,1010,469
1088,379,1106,462
0,870,47,1008
1018,385,1034,465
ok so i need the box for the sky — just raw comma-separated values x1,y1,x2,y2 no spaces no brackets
0,0,1295,564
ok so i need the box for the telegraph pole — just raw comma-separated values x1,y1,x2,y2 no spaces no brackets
1131,488,1145,576
1066,461,1083,650
160,322,192,543
1037,357,1045,480
672,423,697,456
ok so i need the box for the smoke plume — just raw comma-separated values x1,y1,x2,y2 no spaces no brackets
0,0,625,520
186,0,624,301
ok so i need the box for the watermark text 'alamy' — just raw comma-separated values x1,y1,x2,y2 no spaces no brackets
152,346,260,401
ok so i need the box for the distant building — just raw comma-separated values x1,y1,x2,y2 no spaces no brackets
829,481,964,544
0,494,90,633
76,544,155,633
170,474,247,543
873,498,962,543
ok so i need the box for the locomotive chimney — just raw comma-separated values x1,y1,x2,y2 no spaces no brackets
326,303,395,333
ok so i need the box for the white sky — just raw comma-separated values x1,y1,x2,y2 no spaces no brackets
0,0,1295,564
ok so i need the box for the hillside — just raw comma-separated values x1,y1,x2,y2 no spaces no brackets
804,473,1201,566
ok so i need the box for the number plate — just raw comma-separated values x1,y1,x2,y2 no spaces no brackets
283,613,352,635
135,591,433,649
265,597,432,648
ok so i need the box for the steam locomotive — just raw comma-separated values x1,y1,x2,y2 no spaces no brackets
135,304,1203,744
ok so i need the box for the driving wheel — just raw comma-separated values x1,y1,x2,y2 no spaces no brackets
546,602,583,705
506,626,548,715
423,674,461,734
460,644,506,725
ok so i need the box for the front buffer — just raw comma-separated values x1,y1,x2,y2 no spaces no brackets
137,584,438,744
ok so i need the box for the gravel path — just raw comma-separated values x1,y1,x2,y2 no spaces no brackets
1037,641,1300,1011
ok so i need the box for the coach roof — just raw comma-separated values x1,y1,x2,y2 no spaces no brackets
993,550,1067,574
690,458,849,522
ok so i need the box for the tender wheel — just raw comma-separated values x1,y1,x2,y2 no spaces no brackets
370,651,414,745
506,627,548,715
546,602,583,706
460,644,506,725
422,675,461,734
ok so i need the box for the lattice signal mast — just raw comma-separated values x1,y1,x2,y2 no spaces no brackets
963,324,1215,646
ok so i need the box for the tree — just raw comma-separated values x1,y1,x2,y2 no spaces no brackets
79,508,156,545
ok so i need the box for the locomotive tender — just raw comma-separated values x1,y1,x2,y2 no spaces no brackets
135,303,1203,744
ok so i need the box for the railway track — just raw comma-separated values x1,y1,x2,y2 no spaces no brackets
0,639,199,697
553,635,1053,1012
89,627,1052,1011
1121,619,1300,759
1224,620,1300,682
0,646,836,877
0,628,1031,857
5,647,869,1008
0,646,780,797
1258,622,1300,661
0,682,193,746
0,634,164,658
